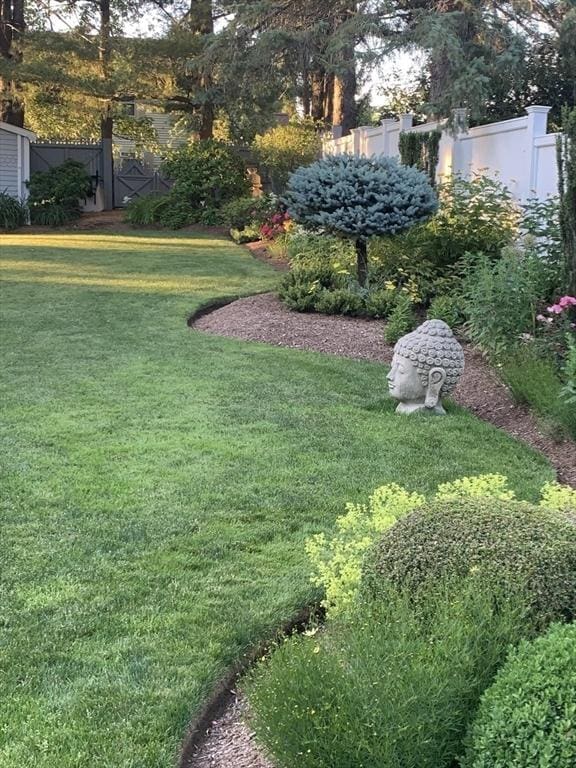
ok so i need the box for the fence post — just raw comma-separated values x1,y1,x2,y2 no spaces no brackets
526,105,551,199
399,114,413,133
451,108,469,178
381,118,396,157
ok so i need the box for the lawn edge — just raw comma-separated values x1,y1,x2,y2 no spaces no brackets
178,604,320,768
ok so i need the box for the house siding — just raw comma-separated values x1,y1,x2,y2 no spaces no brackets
0,129,20,197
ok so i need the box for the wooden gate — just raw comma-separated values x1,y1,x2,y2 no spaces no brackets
113,159,172,207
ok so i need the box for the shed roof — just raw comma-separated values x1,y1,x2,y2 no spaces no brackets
0,121,37,140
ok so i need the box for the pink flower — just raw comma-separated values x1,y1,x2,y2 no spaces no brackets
547,304,564,314
536,314,547,322
559,295,576,308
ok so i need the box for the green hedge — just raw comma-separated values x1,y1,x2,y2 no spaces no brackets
462,622,576,768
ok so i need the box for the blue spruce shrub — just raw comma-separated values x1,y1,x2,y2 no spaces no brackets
284,154,437,285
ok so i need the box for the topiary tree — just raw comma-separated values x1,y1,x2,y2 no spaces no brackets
462,622,576,768
363,497,576,626
284,154,438,286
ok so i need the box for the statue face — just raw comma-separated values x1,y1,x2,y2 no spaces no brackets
387,354,426,403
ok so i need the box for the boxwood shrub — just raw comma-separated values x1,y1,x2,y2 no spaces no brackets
462,622,576,768
363,498,576,626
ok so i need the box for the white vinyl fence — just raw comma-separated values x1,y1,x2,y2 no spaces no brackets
322,106,559,202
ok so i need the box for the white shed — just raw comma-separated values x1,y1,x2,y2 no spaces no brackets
0,121,37,200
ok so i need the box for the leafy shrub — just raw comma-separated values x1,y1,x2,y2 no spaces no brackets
163,139,250,216
253,119,321,193
230,225,261,244
383,293,417,344
28,160,92,225
368,231,439,303
246,580,531,768
428,294,465,328
364,497,576,626
0,191,28,230
278,267,346,312
260,210,290,240
461,246,551,358
285,154,437,285
422,173,519,269
462,622,576,768
364,287,397,318
219,195,277,230
285,230,355,273
520,195,563,275
561,330,576,405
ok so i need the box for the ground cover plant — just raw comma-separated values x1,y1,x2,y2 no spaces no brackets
246,579,532,768
0,231,555,768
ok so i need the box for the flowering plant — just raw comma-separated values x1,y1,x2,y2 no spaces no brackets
260,210,291,240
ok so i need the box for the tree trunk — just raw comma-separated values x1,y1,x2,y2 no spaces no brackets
355,238,368,286
310,69,326,122
189,0,214,140
332,66,356,136
0,0,25,126
323,73,334,126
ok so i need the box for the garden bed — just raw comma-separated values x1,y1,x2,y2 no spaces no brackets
193,292,576,487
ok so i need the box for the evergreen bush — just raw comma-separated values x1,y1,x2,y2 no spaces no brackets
284,154,437,286
462,622,576,768
364,497,576,626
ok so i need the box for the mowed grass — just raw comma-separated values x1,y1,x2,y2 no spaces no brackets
0,231,554,768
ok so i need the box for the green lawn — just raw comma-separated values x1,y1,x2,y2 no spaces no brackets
0,231,554,767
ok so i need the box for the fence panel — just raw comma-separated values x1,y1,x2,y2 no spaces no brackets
322,107,559,202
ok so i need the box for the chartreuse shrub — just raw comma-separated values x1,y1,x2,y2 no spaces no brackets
27,160,92,225
253,118,321,193
0,191,28,230
307,475,576,618
285,154,437,286
246,578,531,768
462,622,576,768
365,496,576,626
306,484,425,616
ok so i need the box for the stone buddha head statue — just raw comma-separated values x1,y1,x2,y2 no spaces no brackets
387,319,465,415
